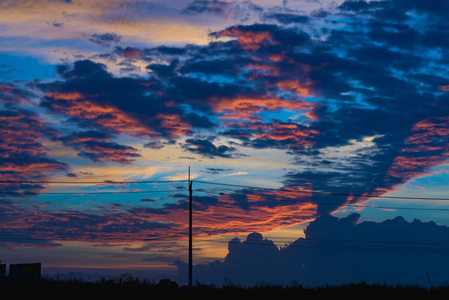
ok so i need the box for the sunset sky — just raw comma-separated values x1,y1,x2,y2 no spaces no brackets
2,0,449,286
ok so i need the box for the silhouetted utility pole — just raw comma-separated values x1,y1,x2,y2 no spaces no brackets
188,167,193,295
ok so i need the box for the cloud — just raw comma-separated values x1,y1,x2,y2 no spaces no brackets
143,139,176,150
201,168,233,174
338,0,449,21
181,0,264,22
38,59,199,139
0,0,215,52
0,108,68,195
387,116,449,182
182,0,231,16
0,185,317,250
87,32,122,47
211,23,310,51
5,0,449,254
0,202,182,249
263,12,310,25
59,130,141,164
26,0,449,219
163,172,195,181
176,213,449,286
222,171,247,176
156,191,317,236
0,82,36,105
3,3,449,289
231,121,319,152
182,138,238,158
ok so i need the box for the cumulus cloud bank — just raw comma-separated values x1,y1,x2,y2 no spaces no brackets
176,213,449,287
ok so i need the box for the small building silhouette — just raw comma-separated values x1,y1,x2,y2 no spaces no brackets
0,264,5,283
9,263,41,281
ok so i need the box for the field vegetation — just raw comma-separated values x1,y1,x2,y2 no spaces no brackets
2,274,449,299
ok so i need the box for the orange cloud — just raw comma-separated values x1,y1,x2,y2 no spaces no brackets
438,85,449,91
387,116,449,181
154,113,192,138
156,190,317,238
305,110,319,120
245,62,281,77
0,83,14,94
215,28,277,51
242,65,316,100
254,123,319,148
0,184,318,247
227,121,318,151
0,110,67,193
211,96,315,121
277,78,314,98
46,91,153,137
117,47,145,60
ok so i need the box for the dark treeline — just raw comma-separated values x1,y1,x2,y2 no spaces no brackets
2,276,449,299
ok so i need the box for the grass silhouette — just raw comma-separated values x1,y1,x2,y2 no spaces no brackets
2,275,449,299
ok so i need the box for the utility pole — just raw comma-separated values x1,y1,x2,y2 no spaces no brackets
188,166,193,295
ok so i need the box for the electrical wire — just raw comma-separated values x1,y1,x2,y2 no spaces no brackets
0,236,164,243
192,189,449,211
194,180,449,201
0,189,187,195
0,228,444,248
2,234,449,254
0,179,188,195
3,179,449,257
207,240,449,254
0,179,188,184
2,178,449,203
4,227,449,248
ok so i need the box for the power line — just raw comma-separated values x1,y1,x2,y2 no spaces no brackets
288,237,449,247
199,235,449,247
3,178,449,202
0,179,188,184
4,229,449,250
0,189,187,195
2,185,449,210
195,180,449,201
0,236,442,254
0,236,165,243
193,190,449,211
5,225,449,247
7,223,449,246
2,235,449,254
207,240,449,254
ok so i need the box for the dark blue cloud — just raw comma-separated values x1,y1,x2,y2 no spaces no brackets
201,168,233,174
179,58,244,77
181,0,263,22
38,59,216,140
210,23,311,49
0,82,37,106
182,0,230,16
59,130,140,164
182,138,237,158
88,33,121,47
263,12,310,25
176,213,449,287
143,139,176,150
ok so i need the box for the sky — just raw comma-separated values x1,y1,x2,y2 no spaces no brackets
2,0,449,287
